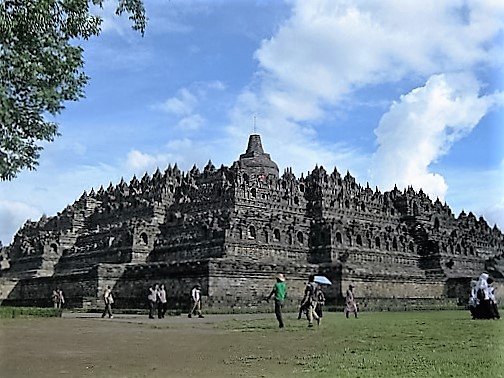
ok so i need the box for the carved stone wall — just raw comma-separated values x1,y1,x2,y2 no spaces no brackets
1,134,503,311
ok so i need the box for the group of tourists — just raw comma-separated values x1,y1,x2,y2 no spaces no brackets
51,288,65,309
148,283,204,319
147,283,204,319
56,272,502,325
97,283,204,320
267,273,359,328
469,272,500,320
147,284,168,319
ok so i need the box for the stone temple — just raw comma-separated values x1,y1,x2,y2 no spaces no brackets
1,134,503,311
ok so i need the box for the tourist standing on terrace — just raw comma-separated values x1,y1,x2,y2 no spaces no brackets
157,284,167,319
101,286,114,319
345,284,358,319
148,284,158,319
189,284,204,318
267,273,287,328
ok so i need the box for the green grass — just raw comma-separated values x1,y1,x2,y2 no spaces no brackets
218,311,504,378
0,306,62,318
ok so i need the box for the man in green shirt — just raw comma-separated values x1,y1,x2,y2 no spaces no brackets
267,273,287,328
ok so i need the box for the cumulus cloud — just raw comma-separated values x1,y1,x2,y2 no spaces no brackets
0,201,42,245
227,0,504,186
125,138,222,177
256,0,504,108
154,81,227,131
176,114,205,131
370,72,500,200
158,88,198,116
247,0,504,133
126,150,173,173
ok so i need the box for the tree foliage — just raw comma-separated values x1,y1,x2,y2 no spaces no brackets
0,0,146,180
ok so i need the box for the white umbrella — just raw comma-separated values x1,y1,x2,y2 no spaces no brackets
314,275,332,285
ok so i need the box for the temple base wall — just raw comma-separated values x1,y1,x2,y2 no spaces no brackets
2,261,501,312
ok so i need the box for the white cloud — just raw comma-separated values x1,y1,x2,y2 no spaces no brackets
251,0,504,128
0,201,42,245
176,114,205,131
124,138,221,176
157,88,198,116
154,82,225,132
126,150,174,173
229,0,504,194
206,80,226,91
370,72,500,200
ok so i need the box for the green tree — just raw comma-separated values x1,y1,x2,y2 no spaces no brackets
0,0,146,180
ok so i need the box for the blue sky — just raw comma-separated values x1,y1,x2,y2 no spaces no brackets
1,0,503,245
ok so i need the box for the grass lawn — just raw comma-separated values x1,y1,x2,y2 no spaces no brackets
0,306,62,318
0,309,502,377
218,310,504,378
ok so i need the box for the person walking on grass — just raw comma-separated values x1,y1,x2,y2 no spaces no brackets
148,284,159,319
345,284,358,319
157,284,167,319
487,277,500,320
300,274,320,327
188,284,204,318
315,285,326,320
52,288,65,309
57,289,65,309
52,289,59,309
101,286,114,319
267,273,287,328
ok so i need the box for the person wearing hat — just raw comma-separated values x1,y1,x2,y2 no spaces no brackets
267,273,287,328
189,284,204,318
345,284,358,318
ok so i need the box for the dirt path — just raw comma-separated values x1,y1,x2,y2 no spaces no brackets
0,312,292,378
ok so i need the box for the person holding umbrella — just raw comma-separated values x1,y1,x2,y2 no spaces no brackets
300,274,320,327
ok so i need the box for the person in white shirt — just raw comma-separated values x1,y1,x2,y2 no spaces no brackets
468,280,478,319
57,289,65,309
148,284,158,319
101,286,114,319
157,284,167,319
188,284,204,318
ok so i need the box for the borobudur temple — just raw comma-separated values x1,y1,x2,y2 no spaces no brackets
1,134,503,311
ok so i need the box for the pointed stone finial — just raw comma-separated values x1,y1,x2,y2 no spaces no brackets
244,134,265,155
